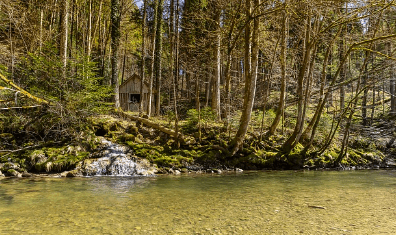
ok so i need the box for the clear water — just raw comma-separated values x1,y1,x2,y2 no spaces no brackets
1,170,396,234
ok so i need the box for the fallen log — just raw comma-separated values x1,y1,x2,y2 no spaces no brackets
0,72,50,105
116,110,188,144
0,105,42,111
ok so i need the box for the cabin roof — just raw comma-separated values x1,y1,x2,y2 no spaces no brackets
120,73,150,89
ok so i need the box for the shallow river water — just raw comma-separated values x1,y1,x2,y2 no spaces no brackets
0,170,396,234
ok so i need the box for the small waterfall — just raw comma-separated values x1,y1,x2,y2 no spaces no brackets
78,138,156,177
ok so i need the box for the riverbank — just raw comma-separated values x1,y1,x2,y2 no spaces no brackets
1,114,396,178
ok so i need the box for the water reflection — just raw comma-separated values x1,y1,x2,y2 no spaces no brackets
85,176,155,194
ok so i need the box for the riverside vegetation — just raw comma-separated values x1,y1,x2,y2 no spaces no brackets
2,1,396,177
1,107,396,177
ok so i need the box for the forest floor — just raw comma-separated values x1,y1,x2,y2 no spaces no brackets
2,111,396,178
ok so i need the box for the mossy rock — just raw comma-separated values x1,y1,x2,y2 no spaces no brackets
6,169,21,177
119,134,135,143
32,146,89,173
126,125,139,135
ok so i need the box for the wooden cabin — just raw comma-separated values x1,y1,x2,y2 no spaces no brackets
119,74,154,112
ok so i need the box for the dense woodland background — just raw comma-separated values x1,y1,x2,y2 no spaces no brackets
1,0,396,168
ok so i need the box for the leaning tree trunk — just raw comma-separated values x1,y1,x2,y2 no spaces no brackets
268,3,288,137
230,0,260,156
111,0,121,109
282,14,313,154
302,26,342,153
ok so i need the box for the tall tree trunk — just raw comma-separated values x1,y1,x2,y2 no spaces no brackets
173,0,180,148
196,73,201,142
155,0,163,116
230,0,260,155
205,68,211,107
61,0,69,81
362,65,368,125
39,8,44,53
139,0,147,115
111,0,121,109
121,34,127,83
147,0,158,117
268,3,288,136
389,43,396,114
339,31,345,111
211,11,221,119
87,0,92,58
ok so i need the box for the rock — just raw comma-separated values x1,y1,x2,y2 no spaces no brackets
22,172,32,177
29,150,47,165
213,169,222,174
156,168,167,174
66,170,79,177
1,162,20,171
174,170,181,175
235,168,243,172
7,169,22,178
0,170,4,177
181,168,189,173
384,158,396,168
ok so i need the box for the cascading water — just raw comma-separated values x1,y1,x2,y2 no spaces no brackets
75,138,156,177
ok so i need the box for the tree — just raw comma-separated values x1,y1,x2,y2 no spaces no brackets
139,0,147,115
267,1,288,137
61,0,69,80
230,0,260,155
148,0,159,117
111,0,121,109
155,0,163,116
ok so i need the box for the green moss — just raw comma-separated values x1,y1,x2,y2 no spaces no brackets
7,169,16,175
125,141,196,168
126,125,139,135
118,134,135,143
31,146,89,172
305,159,315,166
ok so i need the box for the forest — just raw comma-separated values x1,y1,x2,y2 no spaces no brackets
1,0,396,176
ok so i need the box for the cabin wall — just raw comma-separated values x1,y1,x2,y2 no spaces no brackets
119,76,151,112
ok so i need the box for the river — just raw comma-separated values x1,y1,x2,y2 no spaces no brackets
0,170,395,234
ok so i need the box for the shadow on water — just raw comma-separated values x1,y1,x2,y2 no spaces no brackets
0,192,14,204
